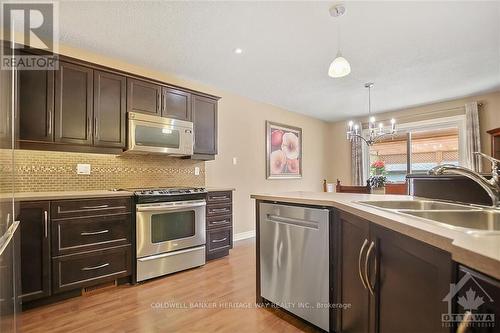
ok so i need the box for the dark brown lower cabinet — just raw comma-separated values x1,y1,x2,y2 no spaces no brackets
337,210,452,333
206,191,233,260
18,201,51,302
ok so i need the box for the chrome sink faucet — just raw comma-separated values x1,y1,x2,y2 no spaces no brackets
428,152,500,208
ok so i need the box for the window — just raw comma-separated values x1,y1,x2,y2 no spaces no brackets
365,115,466,183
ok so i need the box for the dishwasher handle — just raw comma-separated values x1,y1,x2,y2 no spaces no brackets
266,214,319,230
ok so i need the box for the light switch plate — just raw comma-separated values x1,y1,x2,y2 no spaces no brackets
194,167,200,176
77,163,91,175
232,157,238,165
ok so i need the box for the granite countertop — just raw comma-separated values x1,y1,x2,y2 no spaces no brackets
250,191,500,280
0,190,133,201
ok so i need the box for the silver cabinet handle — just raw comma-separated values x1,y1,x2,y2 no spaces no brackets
212,237,228,243
81,204,109,209
44,210,48,238
365,241,376,296
267,214,319,230
210,220,228,225
457,311,473,333
47,109,52,135
358,239,368,290
81,263,109,271
157,92,161,113
211,208,229,212
80,229,109,236
210,196,228,200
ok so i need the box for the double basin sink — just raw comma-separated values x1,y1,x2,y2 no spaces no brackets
358,200,500,234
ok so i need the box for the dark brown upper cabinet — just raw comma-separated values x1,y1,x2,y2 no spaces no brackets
18,69,54,142
161,87,192,121
18,201,51,302
54,62,93,145
126,78,161,115
93,70,126,148
192,94,218,159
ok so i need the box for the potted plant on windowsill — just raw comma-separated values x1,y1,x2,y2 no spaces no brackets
369,160,387,194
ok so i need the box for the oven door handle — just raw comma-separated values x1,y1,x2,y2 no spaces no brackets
136,201,206,212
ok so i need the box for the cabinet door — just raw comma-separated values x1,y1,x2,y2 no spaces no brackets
338,211,371,333
126,78,161,115
54,62,93,145
18,201,51,302
192,95,218,156
18,69,54,142
161,87,191,121
93,70,126,148
371,224,451,333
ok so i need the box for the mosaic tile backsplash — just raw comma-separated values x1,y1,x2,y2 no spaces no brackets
0,149,205,192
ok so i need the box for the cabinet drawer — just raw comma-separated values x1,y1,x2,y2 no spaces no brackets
51,197,131,219
207,215,232,230
207,203,232,217
52,214,131,256
207,191,232,204
207,227,232,253
52,246,131,294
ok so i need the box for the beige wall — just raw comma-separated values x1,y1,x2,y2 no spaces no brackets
49,44,329,236
328,90,500,183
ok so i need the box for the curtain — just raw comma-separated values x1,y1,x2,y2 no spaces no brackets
465,101,482,172
351,136,365,185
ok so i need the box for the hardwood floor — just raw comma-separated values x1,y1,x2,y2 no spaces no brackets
19,239,320,333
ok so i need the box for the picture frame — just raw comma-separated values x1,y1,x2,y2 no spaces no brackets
266,121,302,179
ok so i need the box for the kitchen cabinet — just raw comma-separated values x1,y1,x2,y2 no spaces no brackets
487,128,500,160
454,265,499,333
18,201,51,302
337,210,452,333
126,78,161,115
162,87,192,121
206,190,233,260
93,70,127,148
18,68,54,142
191,94,218,159
18,197,132,308
54,62,93,145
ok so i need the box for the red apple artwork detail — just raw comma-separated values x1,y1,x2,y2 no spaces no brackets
266,122,302,179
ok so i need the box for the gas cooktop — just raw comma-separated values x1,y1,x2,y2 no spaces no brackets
121,187,206,197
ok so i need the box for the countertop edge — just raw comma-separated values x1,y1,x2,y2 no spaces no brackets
1,191,134,201
251,193,500,280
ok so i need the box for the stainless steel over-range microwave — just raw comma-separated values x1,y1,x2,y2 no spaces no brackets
126,112,194,156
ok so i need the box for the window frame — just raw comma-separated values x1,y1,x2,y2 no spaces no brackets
362,115,466,182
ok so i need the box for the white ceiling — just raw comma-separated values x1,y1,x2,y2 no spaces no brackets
58,1,500,121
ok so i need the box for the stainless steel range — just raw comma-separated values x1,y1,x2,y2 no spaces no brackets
129,187,207,282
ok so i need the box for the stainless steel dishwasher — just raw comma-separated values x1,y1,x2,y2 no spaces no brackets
259,202,330,331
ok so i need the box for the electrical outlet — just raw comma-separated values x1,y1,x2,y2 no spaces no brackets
194,167,200,176
77,164,91,175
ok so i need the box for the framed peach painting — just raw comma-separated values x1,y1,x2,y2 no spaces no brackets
266,121,302,179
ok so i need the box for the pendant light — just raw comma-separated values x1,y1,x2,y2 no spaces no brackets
328,4,351,78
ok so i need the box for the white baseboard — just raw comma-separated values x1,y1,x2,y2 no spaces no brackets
233,230,255,242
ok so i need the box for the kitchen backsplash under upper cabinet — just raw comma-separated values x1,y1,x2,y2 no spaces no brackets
16,46,220,160
0,149,205,192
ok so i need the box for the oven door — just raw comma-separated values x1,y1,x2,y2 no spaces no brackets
136,200,206,258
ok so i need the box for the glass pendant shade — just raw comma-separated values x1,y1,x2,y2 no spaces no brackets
328,53,351,78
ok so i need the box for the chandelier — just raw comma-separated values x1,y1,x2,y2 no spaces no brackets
346,83,396,146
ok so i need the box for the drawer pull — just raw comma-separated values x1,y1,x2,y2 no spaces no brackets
81,263,110,271
80,204,109,209
80,229,109,236
211,208,229,213
211,196,228,200
212,237,228,243
210,220,228,225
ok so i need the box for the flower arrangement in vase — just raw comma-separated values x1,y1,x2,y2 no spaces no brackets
369,160,387,194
